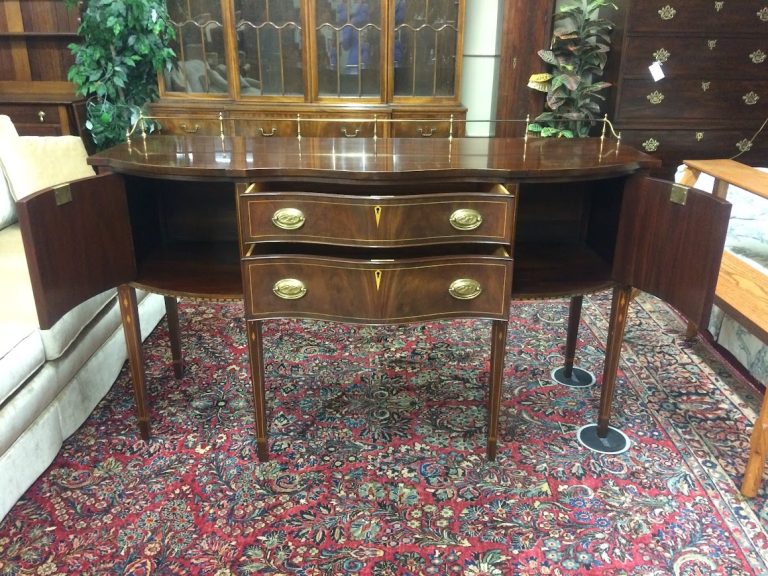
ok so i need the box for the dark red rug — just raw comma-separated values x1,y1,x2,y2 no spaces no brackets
1,292,767,575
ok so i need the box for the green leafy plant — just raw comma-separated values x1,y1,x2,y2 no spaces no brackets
64,0,176,149
527,0,618,138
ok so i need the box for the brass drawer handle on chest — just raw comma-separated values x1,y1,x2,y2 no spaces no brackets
642,138,660,152
273,278,307,300
658,5,676,20
449,208,483,231
181,123,200,134
418,127,436,137
647,91,665,105
743,92,760,106
37,110,46,123
448,278,482,300
259,127,277,137
271,208,306,230
341,128,360,138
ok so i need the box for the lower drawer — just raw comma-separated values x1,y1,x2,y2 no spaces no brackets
617,128,768,179
242,253,513,323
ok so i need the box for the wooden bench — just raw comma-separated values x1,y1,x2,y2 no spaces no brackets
681,159,768,497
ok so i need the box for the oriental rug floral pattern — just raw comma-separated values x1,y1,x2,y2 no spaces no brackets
2,292,768,575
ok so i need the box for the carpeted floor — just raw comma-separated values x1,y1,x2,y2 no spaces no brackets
1,292,767,575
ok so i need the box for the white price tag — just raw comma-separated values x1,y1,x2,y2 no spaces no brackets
649,61,665,82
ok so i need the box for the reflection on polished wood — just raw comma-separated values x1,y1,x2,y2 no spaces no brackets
91,136,653,182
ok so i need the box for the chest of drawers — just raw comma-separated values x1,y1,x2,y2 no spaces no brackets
609,0,768,177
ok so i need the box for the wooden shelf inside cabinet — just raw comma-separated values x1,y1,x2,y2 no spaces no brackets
134,241,243,300
511,242,614,299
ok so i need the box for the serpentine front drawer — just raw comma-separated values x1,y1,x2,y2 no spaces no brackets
242,253,513,323
239,186,515,248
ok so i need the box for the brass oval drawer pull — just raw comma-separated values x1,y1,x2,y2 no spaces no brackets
341,128,359,138
418,127,436,137
449,208,483,231
273,278,307,300
37,110,46,123
271,208,306,230
260,127,277,137
448,278,482,300
181,123,200,133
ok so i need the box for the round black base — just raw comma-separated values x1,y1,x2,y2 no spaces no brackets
551,366,596,388
577,424,630,454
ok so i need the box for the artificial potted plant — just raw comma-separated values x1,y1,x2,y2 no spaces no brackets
64,0,176,150
527,0,618,138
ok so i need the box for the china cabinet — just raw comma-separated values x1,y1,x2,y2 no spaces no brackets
608,0,768,178
0,0,85,138
152,0,466,137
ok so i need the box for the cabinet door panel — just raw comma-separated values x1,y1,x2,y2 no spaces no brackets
612,175,731,327
15,173,136,328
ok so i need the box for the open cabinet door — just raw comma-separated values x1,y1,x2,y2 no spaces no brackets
15,173,137,329
612,175,731,327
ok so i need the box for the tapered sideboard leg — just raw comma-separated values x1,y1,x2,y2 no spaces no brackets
486,319,509,460
164,296,184,379
551,295,596,388
247,319,269,462
577,284,633,454
117,284,150,440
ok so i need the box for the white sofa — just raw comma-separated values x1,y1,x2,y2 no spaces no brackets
0,116,166,521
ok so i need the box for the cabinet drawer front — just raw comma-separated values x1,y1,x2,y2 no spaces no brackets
628,1,768,33
157,117,224,136
1,104,65,134
619,128,766,176
241,190,514,247
391,112,465,138
616,79,768,120
243,255,513,322
232,117,299,138
623,36,768,78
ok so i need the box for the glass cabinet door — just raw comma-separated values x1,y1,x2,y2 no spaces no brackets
164,1,229,95
392,0,461,99
235,0,305,97
315,0,383,99
159,0,463,106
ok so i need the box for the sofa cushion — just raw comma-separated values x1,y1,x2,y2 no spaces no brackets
0,134,95,201
0,115,18,139
0,223,117,361
0,165,14,230
0,224,38,328
0,115,19,230
40,290,116,361
0,323,45,406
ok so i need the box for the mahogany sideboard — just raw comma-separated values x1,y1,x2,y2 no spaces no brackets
15,136,731,462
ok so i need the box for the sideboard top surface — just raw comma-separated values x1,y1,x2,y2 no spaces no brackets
90,137,659,183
